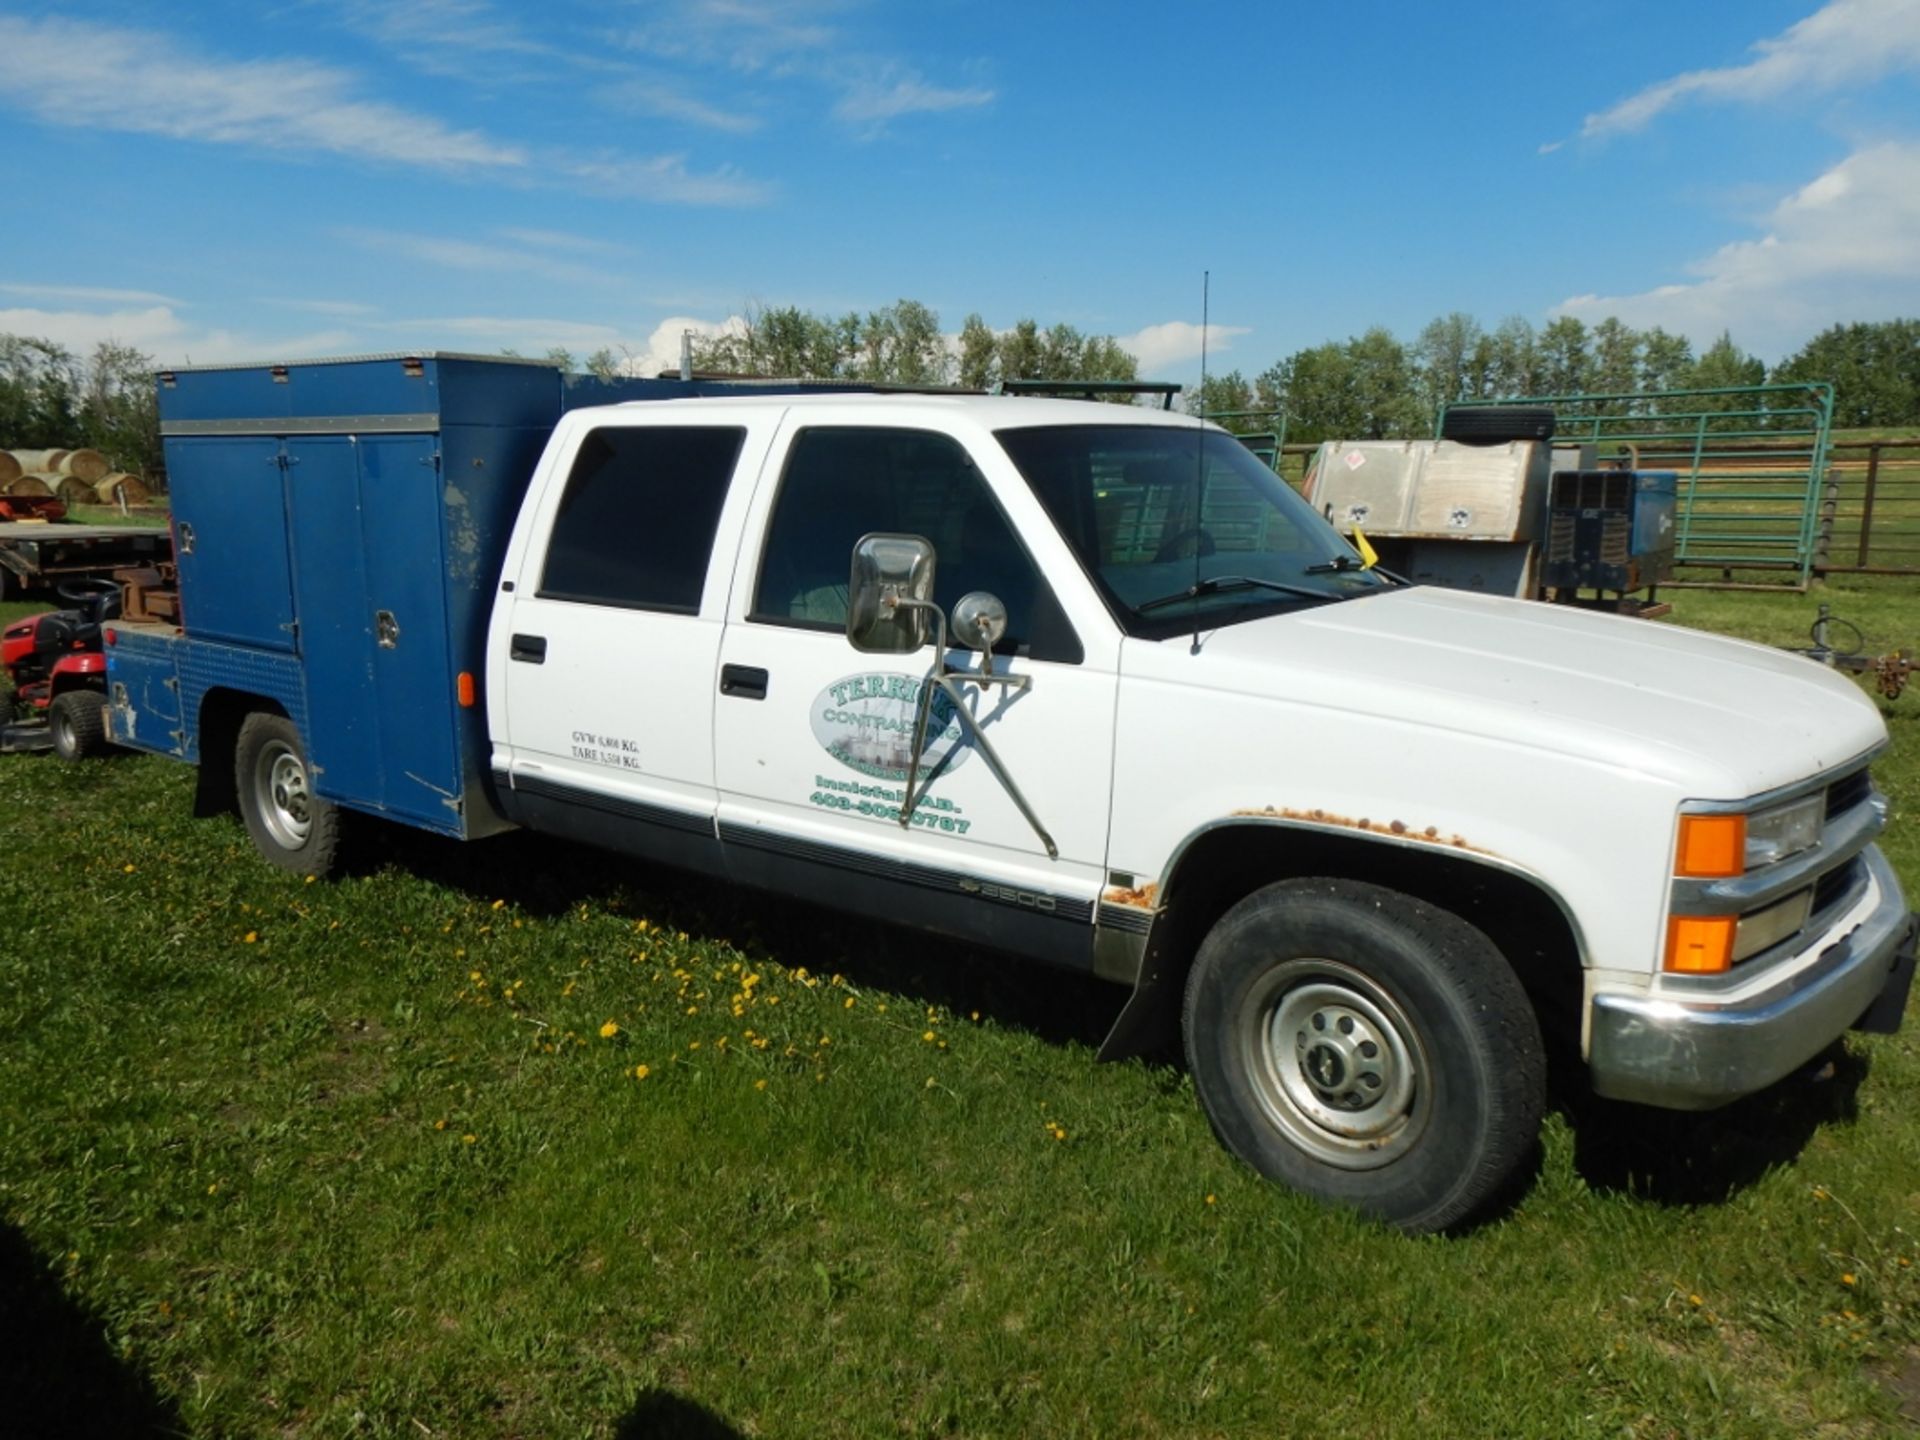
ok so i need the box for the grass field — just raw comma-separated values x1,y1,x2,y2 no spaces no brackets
1,578,1916,1438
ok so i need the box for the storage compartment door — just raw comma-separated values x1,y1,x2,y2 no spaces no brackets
359,435,461,830
165,436,296,651
286,437,382,808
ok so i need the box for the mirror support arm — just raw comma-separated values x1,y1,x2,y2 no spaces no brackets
886,597,1058,861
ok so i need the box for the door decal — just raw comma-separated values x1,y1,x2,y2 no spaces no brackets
809,671,975,781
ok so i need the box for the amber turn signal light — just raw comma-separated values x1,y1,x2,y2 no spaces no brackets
1675,814,1745,878
457,671,476,708
1665,914,1737,974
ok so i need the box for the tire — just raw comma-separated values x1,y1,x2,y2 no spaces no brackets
235,712,342,878
1183,877,1544,1234
49,688,110,760
1440,405,1556,446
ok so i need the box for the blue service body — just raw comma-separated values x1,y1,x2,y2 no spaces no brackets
110,353,820,838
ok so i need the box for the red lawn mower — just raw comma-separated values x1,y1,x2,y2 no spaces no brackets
1,577,119,759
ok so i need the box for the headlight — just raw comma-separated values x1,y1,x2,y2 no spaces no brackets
1744,793,1824,869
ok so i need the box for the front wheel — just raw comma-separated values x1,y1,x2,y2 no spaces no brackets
235,712,342,878
1183,877,1544,1233
49,689,111,760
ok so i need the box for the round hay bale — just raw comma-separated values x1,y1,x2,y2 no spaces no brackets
9,449,62,472
58,448,110,482
56,475,99,503
0,452,21,485
43,450,69,473
96,472,151,504
8,473,56,497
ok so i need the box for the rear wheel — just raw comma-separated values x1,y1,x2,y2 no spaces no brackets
49,688,110,760
235,712,342,877
1183,877,1544,1233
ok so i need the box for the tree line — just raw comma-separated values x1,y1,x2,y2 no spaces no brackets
1,311,1913,489
0,335,162,477
685,299,1139,391
1191,314,1920,444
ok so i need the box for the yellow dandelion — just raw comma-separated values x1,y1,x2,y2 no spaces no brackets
122,863,136,873
599,1020,620,1038
1688,1293,1702,1306
207,1182,219,1195
844,996,855,1009
1205,1194,1217,1206
689,1040,701,1050
1842,1273,1857,1286
462,1133,477,1144
434,1119,447,1131
634,1064,650,1080
754,1079,768,1091
491,898,506,910
243,931,258,944
923,1030,937,1043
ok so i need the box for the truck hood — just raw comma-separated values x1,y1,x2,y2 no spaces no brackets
1158,586,1885,799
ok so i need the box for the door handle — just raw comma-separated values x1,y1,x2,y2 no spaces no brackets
720,664,768,700
510,633,547,664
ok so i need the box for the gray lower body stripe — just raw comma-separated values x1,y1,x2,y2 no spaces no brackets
511,772,715,838
718,821,1093,925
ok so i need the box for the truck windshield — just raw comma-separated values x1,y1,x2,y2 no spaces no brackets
995,424,1386,637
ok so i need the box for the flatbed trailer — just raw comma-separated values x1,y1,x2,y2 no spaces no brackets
0,520,171,602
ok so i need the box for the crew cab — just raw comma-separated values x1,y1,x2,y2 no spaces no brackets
102,354,1915,1232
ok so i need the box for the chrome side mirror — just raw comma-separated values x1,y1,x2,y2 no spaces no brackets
950,591,1007,652
847,532,937,654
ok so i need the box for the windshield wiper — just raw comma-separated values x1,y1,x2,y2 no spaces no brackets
1303,554,1363,575
1135,574,1335,614
1304,554,1410,586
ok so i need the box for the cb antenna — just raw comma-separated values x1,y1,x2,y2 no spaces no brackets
1192,270,1210,656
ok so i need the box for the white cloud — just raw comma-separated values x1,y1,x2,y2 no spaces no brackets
1582,0,1920,138
493,229,629,257
558,153,772,207
0,15,769,206
0,303,353,367
334,228,635,288
267,299,381,318
0,283,186,307
593,78,762,133
1117,321,1252,373
0,15,526,171
1554,141,1920,355
833,72,995,132
635,315,749,376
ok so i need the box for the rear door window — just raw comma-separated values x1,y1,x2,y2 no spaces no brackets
540,425,746,612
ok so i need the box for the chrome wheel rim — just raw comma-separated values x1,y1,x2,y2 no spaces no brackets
254,739,312,850
1240,958,1429,1170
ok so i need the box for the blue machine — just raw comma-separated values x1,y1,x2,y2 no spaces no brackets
1541,469,1677,595
109,353,808,838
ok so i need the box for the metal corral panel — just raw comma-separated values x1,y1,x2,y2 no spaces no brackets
1309,439,1548,541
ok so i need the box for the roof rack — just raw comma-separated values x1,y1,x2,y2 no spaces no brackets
992,379,1183,410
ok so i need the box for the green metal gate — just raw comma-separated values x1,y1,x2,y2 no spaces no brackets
1444,383,1836,586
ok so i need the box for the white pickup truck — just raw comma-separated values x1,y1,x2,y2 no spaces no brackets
110,355,1914,1232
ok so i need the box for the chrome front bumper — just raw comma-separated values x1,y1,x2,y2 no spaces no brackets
1589,845,1915,1110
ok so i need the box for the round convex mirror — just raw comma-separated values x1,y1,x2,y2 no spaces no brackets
951,591,1008,651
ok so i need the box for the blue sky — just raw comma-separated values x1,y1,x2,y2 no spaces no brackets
1,0,1917,378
